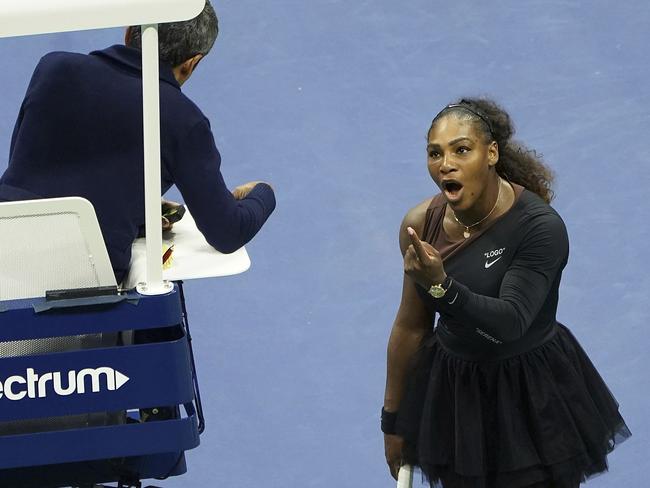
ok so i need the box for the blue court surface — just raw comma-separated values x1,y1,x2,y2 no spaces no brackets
0,1,648,486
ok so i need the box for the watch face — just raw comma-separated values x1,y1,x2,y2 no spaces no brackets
428,285,445,298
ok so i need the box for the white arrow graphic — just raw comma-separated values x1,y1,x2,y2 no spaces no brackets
114,370,130,390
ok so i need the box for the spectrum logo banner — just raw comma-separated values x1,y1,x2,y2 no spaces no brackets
0,367,130,401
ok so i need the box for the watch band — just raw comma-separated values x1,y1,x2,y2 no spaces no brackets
442,275,452,289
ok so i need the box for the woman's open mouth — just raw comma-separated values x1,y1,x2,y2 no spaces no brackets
442,180,464,202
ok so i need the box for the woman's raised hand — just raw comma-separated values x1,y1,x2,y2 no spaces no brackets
404,227,446,288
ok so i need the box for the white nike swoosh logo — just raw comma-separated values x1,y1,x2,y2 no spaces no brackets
484,256,502,268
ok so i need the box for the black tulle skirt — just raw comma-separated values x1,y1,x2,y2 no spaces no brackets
396,323,630,488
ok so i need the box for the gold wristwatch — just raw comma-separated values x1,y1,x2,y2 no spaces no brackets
427,276,452,299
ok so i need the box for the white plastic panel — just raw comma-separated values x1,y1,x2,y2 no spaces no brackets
0,0,206,38
0,197,116,300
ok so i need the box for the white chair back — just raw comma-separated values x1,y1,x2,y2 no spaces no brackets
0,197,116,301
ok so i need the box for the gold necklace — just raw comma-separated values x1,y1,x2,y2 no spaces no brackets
452,178,502,239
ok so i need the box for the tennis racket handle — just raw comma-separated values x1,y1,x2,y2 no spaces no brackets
397,464,413,488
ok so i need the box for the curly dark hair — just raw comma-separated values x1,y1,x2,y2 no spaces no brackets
430,98,555,203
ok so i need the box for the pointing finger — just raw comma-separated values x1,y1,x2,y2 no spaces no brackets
407,227,432,263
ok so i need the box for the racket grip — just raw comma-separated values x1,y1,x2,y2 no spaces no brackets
397,464,413,488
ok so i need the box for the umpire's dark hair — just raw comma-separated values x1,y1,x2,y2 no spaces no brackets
430,97,555,203
127,1,218,68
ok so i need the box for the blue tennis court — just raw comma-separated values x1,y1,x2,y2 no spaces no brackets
0,1,647,486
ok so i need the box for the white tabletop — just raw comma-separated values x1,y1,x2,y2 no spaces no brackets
122,211,251,289
0,0,205,38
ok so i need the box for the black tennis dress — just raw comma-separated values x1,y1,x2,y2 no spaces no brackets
396,185,630,488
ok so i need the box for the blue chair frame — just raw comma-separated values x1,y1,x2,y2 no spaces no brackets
0,282,204,487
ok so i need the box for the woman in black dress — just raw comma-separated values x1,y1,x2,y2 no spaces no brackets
382,98,629,488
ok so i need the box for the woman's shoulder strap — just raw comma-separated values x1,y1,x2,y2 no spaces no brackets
422,193,447,242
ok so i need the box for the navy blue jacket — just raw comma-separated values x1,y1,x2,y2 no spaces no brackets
0,45,276,282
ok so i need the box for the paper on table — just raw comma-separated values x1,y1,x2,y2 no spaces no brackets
122,210,250,289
